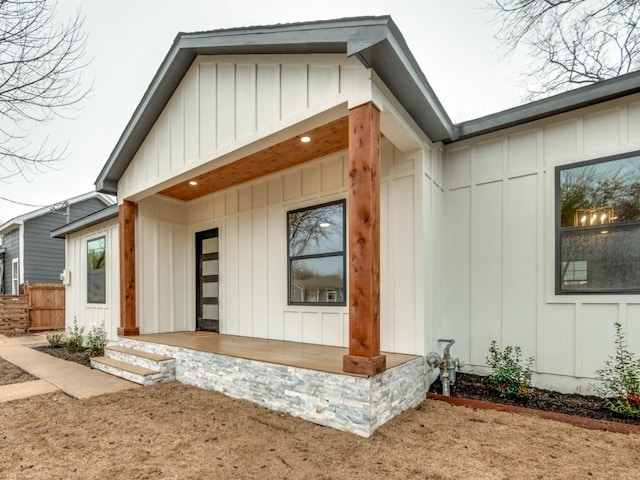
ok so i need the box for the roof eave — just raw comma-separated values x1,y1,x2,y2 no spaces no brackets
94,16,455,195
0,191,113,234
51,204,119,238
452,70,640,143
0,221,22,237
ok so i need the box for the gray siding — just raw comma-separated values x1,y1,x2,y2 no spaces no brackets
68,198,110,223
1,229,19,293
24,213,65,284
23,198,110,285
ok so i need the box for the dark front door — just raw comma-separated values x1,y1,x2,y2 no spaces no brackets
196,228,219,332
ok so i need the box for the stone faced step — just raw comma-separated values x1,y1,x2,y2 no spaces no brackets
106,345,173,362
104,346,176,382
91,356,163,386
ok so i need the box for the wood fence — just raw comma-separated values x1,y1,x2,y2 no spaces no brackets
0,284,66,334
22,283,65,331
0,295,29,334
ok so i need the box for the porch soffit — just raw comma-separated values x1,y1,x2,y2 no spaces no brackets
159,116,348,201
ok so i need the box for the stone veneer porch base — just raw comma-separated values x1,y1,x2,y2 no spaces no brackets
119,337,428,437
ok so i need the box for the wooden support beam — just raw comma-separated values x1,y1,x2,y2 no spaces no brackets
343,102,386,376
117,200,139,336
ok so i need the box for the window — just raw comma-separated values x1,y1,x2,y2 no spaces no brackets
11,258,19,295
288,200,346,305
556,152,640,293
87,236,106,303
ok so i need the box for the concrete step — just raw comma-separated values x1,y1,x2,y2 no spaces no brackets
91,356,164,386
104,345,176,382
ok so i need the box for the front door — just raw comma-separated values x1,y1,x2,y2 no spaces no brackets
195,228,219,332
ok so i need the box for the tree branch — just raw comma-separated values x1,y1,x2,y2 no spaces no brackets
490,0,640,98
0,0,88,177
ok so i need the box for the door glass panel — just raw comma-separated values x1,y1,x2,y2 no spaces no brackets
203,304,219,320
202,282,219,298
202,259,219,276
202,237,219,254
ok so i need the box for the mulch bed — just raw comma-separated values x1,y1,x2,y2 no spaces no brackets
429,372,640,426
32,346,92,367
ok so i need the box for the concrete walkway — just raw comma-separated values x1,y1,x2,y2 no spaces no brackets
0,334,138,402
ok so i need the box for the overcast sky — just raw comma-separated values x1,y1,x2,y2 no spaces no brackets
0,0,531,223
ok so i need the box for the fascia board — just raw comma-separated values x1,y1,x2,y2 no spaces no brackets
455,69,640,142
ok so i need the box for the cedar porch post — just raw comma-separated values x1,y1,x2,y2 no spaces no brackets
117,200,139,336
343,102,386,376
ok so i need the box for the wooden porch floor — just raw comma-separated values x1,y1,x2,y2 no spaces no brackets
127,332,419,377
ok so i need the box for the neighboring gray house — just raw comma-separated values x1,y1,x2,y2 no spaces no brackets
0,192,114,294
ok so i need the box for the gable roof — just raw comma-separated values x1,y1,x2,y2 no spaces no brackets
95,16,640,196
0,192,115,236
94,16,454,195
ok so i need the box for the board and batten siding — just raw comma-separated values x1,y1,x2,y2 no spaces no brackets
137,140,428,355
118,54,371,201
65,219,120,341
441,94,640,393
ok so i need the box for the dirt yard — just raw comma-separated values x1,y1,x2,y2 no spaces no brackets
0,382,638,480
0,358,35,386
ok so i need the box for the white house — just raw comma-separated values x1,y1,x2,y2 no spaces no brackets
52,16,640,436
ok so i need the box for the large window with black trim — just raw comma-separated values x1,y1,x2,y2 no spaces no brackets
287,200,346,305
556,151,640,294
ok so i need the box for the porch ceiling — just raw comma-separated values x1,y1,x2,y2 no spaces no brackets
159,116,348,201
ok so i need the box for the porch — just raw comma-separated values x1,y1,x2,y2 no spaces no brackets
126,331,418,375
104,332,428,437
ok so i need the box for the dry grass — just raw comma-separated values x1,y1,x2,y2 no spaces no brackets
0,382,639,479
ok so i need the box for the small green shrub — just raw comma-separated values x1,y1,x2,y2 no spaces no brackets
595,322,640,417
66,319,85,352
46,330,65,348
86,323,108,357
487,340,534,398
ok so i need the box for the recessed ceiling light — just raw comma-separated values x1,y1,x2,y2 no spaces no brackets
189,180,198,186
300,136,311,143
319,222,331,228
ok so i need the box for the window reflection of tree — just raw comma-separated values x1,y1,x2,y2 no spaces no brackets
87,238,106,270
288,202,345,304
288,203,343,257
560,158,640,228
559,155,640,292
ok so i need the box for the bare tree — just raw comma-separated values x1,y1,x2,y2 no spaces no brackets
0,0,87,180
491,0,640,99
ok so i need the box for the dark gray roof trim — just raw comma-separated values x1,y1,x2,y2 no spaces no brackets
51,205,118,238
454,69,640,143
94,16,454,194
95,16,640,194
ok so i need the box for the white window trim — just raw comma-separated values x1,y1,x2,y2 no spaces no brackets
11,258,19,295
